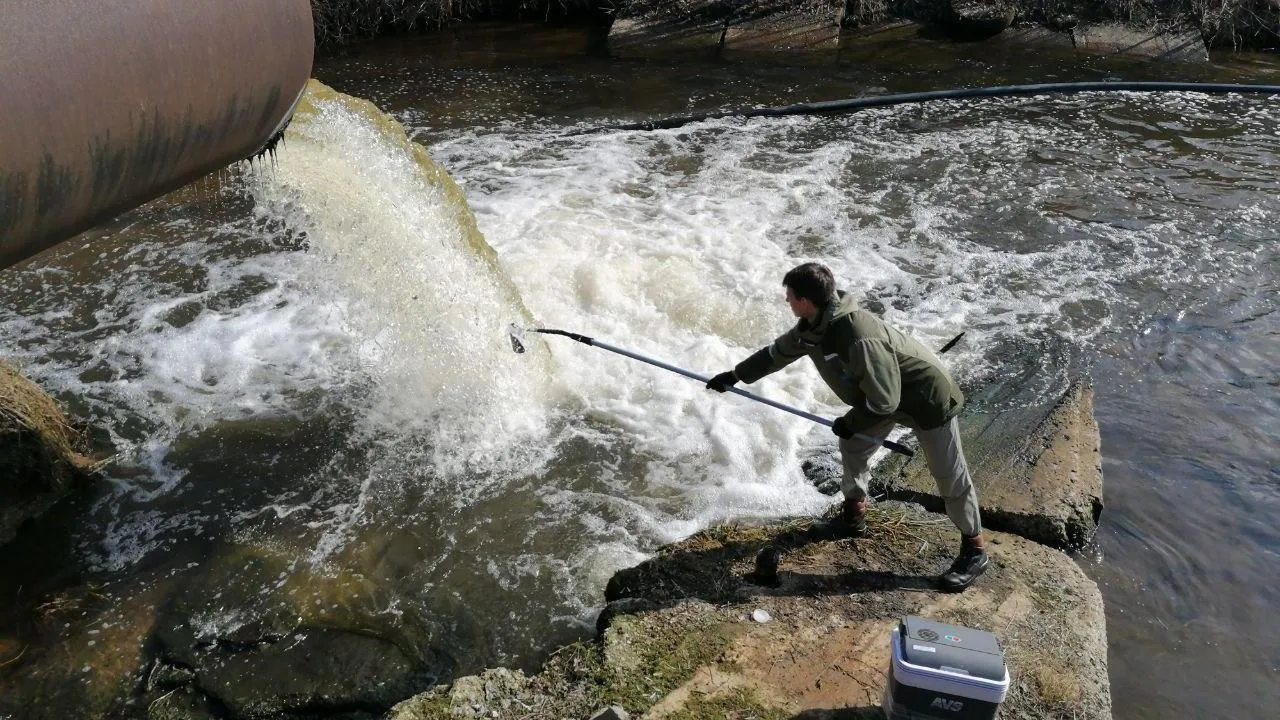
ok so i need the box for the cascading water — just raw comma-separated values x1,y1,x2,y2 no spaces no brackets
2,37,1278,718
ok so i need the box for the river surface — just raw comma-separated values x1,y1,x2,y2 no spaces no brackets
2,23,1278,719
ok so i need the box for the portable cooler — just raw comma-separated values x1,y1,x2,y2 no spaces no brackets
882,616,1010,719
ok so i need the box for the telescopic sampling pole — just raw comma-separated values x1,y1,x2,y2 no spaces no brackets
508,325,917,457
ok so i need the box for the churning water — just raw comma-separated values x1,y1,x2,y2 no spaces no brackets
1,28,1278,718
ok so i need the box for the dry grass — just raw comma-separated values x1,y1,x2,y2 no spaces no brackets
0,361,96,491
1001,603,1101,717
676,518,811,553
1033,663,1083,705
34,584,107,625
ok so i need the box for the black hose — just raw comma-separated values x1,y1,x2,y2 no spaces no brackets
575,81,1280,134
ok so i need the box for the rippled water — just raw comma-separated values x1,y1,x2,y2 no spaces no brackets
2,24,1278,719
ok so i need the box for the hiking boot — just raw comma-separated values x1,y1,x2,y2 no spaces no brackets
745,545,782,588
813,498,868,538
844,498,868,537
939,536,989,592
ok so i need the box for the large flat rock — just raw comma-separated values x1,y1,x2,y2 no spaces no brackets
874,378,1104,549
721,1,842,57
390,504,1112,719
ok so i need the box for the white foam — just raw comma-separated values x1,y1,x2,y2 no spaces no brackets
3,86,1276,650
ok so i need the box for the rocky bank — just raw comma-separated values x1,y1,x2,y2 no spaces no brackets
609,0,1213,63
390,508,1110,719
386,381,1110,720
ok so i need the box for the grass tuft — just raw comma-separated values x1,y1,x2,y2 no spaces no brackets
1,361,97,496
1033,663,1083,705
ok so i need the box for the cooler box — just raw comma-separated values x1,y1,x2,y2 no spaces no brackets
882,616,1010,719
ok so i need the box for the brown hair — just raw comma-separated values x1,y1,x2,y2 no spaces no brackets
782,262,835,306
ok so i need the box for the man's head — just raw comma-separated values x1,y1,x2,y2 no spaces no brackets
783,262,835,322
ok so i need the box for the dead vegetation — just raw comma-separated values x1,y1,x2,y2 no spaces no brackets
0,362,88,480
33,584,108,625
0,361,97,543
1034,662,1084,705
309,0,605,47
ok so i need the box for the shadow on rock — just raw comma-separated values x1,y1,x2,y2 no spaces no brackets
603,502,957,620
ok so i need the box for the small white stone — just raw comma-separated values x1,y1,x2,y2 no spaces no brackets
751,609,772,623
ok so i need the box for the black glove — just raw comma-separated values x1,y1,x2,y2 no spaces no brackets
705,370,738,393
831,416,856,439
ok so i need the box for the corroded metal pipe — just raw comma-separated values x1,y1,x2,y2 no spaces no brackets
0,0,314,269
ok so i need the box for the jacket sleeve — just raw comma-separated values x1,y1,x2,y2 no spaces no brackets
733,324,813,384
844,338,901,429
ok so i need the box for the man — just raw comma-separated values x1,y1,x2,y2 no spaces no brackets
705,262,988,592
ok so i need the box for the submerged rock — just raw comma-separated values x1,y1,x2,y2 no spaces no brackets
147,543,453,718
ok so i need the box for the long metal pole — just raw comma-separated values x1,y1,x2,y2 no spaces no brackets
527,327,914,457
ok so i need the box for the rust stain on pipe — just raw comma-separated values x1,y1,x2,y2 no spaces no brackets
0,0,314,269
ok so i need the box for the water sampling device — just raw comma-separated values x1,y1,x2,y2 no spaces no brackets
508,324,916,457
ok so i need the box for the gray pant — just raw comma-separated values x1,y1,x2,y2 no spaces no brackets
838,417,982,537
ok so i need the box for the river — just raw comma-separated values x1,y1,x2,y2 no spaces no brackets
1,22,1277,719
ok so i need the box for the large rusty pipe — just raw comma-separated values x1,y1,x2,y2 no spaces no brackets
1,0,314,269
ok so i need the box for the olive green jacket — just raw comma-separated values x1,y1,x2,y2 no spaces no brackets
734,291,963,431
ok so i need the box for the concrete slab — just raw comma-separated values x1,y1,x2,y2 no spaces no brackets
609,0,845,60
1073,23,1209,62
